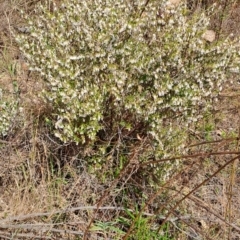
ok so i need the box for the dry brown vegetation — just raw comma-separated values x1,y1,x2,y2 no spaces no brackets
1,0,240,239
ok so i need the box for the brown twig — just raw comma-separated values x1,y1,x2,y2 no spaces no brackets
140,151,240,167
0,231,52,239
156,154,240,233
122,162,190,240
168,187,240,233
188,137,239,147
225,124,240,238
172,213,214,240
140,0,150,17
83,145,141,239
0,224,84,237
0,139,11,144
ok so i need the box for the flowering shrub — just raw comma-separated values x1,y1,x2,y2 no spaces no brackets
16,0,239,155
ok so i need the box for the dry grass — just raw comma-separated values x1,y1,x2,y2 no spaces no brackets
0,0,240,239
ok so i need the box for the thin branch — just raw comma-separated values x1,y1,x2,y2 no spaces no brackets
157,154,240,232
83,146,141,239
0,139,12,145
0,230,52,239
122,163,192,240
171,214,213,240
0,224,84,236
0,206,137,224
140,151,240,167
169,187,240,233
188,137,239,147
140,0,150,17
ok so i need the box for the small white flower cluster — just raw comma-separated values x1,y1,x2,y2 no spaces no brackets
0,88,18,137
16,0,240,153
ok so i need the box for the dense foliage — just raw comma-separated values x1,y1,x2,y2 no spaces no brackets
15,0,239,158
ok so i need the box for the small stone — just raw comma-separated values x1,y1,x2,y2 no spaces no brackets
202,30,216,42
168,0,181,7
